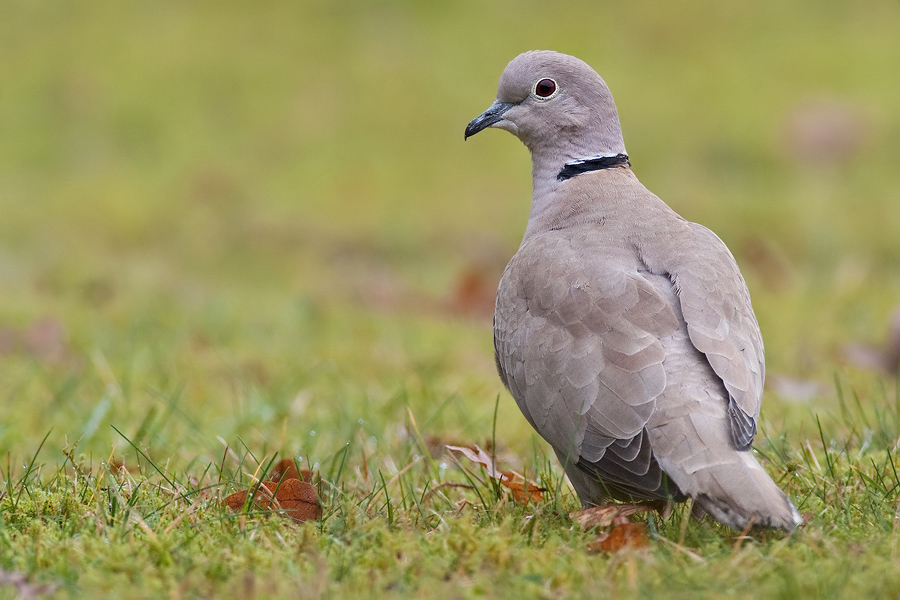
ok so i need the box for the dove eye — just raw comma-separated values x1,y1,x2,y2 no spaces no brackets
533,78,558,99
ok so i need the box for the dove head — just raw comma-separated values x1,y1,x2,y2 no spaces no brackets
465,51,626,163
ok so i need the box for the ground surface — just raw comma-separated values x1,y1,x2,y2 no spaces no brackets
2,1,900,598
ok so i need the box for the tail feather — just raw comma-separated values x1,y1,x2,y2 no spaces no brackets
660,450,801,530
650,407,802,531
699,457,801,530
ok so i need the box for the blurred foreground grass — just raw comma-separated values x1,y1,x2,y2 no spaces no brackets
2,0,900,598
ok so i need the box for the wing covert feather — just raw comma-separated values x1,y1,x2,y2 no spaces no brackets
494,236,679,470
667,224,765,449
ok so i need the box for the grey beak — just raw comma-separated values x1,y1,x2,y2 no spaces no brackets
464,102,515,140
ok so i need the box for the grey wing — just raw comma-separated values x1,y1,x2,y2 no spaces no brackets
669,224,765,450
494,240,683,499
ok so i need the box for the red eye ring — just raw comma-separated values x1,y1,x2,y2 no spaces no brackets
534,78,557,99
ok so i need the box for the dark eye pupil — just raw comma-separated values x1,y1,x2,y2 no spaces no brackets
535,79,556,97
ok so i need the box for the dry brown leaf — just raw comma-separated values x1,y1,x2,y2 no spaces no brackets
449,267,497,317
447,444,546,505
739,236,792,292
223,479,320,523
267,458,317,484
574,502,669,530
446,444,502,479
108,459,137,474
222,484,268,512
575,505,639,530
499,470,546,504
422,435,471,458
270,479,321,522
588,522,650,553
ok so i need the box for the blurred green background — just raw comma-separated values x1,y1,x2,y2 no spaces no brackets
2,0,900,464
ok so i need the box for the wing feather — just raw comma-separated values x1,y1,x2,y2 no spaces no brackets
667,224,765,450
494,235,682,498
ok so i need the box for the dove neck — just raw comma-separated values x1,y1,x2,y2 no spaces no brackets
556,154,631,181
525,155,639,238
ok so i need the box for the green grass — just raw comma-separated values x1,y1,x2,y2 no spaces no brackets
3,0,900,597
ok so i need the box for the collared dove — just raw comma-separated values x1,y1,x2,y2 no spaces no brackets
465,50,801,530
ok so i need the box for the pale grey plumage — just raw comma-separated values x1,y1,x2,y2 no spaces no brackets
467,50,801,530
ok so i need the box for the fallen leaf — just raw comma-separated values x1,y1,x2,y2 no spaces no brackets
499,473,545,504
574,502,669,530
588,523,650,553
222,485,263,512
108,459,136,473
447,444,546,505
575,505,640,530
446,444,503,480
740,236,793,292
449,266,496,318
267,458,317,484
421,435,468,458
223,479,320,523
269,479,320,522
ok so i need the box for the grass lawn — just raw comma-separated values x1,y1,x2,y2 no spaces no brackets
3,1,900,597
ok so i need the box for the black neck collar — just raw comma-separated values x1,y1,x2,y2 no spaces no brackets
557,154,630,181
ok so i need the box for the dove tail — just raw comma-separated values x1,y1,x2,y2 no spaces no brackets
661,450,802,531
